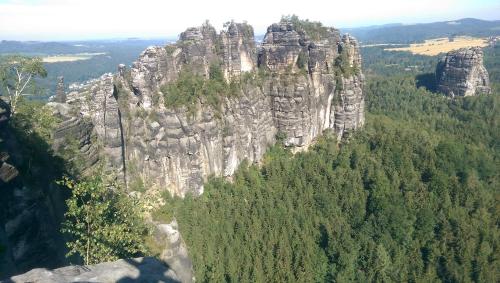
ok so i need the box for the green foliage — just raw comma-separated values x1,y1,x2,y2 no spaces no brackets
129,176,146,193
160,64,239,117
5,99,63,183
281,15,329,41
56,135,86,177
60,176,148,265
484,45,500,93
296,50,309,70
159,75,499,282
334,47,359,78
160,69,204,115
12,99,58,140
164,44,178,55
0,55,47,114
360,46,437,77
241,23,254,39
275,131,288,146
241,68,270,89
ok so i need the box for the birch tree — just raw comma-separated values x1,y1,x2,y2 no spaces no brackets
0,55,47,115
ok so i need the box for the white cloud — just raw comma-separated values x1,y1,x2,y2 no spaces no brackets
0,0,497,40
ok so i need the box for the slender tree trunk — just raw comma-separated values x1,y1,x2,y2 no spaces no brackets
86,209,90,265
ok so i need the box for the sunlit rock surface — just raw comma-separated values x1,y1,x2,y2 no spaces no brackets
436,47,491,97
59,20,365,197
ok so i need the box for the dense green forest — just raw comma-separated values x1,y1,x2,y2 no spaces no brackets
360,46,437,76
153,65,499,281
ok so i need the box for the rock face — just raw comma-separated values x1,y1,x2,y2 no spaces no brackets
0,99,68,277
6,257,180,283
0,100,18,183
436,47,491,97
61,20,365,197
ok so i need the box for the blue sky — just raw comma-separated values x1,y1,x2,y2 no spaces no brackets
0,0,499,40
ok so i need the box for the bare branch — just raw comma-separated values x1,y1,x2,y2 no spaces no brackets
18,74,32,95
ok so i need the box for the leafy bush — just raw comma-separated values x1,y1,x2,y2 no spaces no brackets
334,47,359,77
296,50,309,70
160,63,240,117
60,176,148,265
5,99,65,182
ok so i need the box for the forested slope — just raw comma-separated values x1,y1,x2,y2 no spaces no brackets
156,75,499,282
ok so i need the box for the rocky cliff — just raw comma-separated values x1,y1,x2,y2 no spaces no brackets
60,20,365,197
0,99,68,278
436,47,491,97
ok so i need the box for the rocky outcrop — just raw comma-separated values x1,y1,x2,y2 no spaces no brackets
0,100,18,183
47,102,100,177
0,152,18,183
436,47,491,97
6,257,180,283
154,220,194,283
60,20,365,197
54,76,66,103
220,22,257,79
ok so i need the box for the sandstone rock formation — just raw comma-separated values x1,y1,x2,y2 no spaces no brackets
58,20,365,197
7,257,180,283
436,47,491,97
154,220,194,283
54,76,66,103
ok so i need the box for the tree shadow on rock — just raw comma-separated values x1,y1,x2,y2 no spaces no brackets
0,99,70,277
116,257,181,283
416,73,437,93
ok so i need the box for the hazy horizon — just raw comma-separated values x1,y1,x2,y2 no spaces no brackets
0,0,499,41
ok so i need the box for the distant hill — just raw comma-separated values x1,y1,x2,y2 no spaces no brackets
342,18,500,44
0,39,170,98
0,39,171,56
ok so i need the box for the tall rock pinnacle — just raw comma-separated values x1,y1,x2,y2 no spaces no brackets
54,76,66,103
436,47,491,97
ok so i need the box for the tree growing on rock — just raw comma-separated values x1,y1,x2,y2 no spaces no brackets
0,55,47,115
60,176,148,265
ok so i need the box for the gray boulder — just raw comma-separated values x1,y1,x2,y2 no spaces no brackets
5,257,180,283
